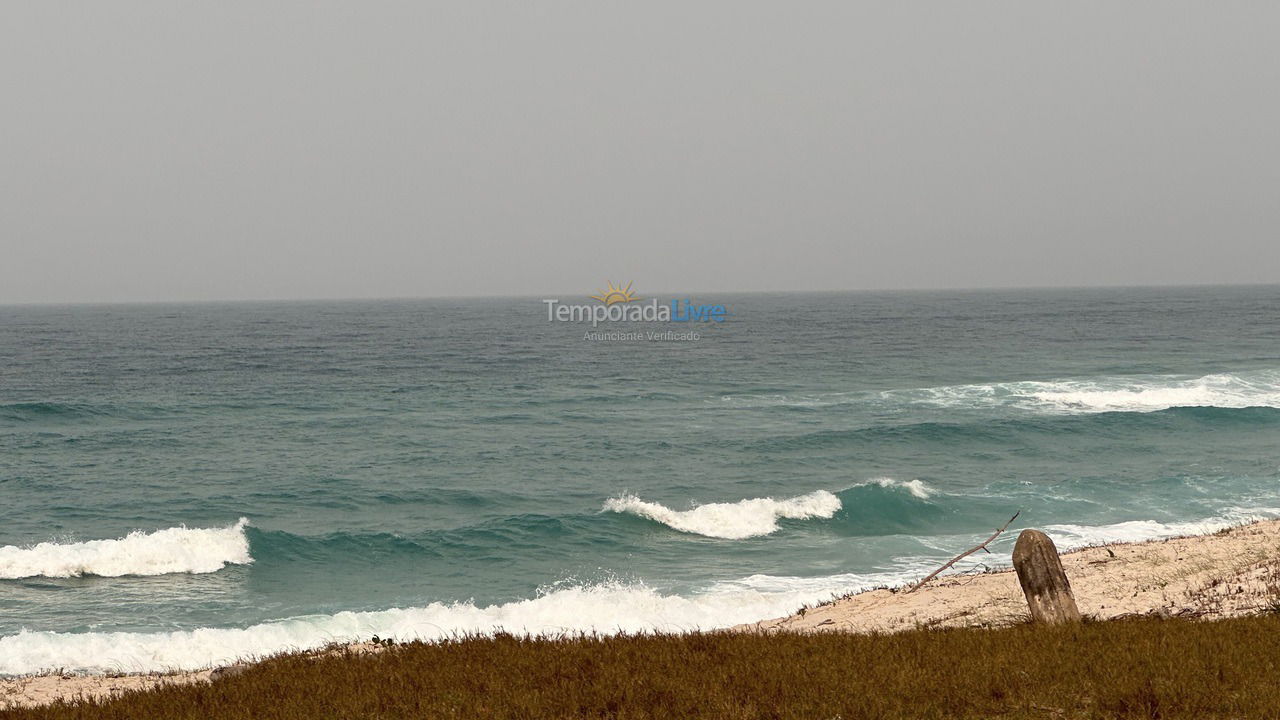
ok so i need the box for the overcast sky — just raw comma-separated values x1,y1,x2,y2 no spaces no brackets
2,2,1278,303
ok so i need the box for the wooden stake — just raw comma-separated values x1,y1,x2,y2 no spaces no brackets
1012,529,1082,624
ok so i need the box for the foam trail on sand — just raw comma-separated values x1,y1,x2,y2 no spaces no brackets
602,491,841,539
1044,507,1280,548
0,520,252,579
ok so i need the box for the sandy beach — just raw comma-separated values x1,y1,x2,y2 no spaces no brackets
0,642,383,711
739,519,1280,633
5,520,1280,710
0,671,213,712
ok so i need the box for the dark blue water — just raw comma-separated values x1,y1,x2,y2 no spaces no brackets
2,286,1279,673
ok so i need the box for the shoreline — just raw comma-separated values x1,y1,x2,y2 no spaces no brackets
5,519,1280,710
737,518,1280,634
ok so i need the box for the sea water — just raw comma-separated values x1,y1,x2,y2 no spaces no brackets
2,286,1279,674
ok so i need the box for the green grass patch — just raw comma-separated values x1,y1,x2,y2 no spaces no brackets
8,614,1280,719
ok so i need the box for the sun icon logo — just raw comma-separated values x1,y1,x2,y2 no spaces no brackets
590,281,641,305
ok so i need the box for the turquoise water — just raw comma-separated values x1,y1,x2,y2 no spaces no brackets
3,286,1280,673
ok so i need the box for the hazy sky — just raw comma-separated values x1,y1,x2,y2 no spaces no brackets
3,2,1278,303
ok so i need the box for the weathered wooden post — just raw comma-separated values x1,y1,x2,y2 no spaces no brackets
1012,529,1081,624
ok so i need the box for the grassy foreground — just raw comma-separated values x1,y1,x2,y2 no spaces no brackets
8,615,1280,719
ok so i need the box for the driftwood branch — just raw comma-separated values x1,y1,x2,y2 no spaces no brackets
907,511,1020,593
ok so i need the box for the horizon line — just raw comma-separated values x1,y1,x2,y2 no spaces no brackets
2,279,1278,308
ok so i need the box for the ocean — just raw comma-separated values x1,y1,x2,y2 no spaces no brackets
2,286,1279,675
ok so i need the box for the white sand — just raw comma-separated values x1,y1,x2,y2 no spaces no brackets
0,643,384,710
740,519,1280,634
0,670,214,710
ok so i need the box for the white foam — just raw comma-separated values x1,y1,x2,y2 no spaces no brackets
0,519,252,579
602,490,841,539
1045,507,1280,548
1023,371,1280,413
711,567,933,596
0,576,888,675
900,369,1280,414
717,369,1280,415
867,477,933,499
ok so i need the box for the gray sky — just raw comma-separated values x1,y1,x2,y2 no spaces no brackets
3,2,1278,303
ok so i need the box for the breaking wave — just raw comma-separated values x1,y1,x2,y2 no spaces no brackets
721,369,1280,415
1016,372,1280,414
603,490,842,539
0,519,252,579
899,370,1280,414
0,577,886,675
863,477,933,500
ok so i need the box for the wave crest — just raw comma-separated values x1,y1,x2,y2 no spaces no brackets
721,369,1280,415
0,519,252,580
602,490,841,539
902,370,1280,414
864,477,933,500
1023,372,1280,413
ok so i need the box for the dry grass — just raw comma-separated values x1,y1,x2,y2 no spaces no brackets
1180,557,1280,618
7,615,1280,719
